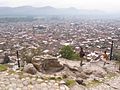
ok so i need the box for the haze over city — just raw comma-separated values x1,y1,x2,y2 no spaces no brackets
0,0,120,13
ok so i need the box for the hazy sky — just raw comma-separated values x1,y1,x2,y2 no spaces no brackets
0,0,120,12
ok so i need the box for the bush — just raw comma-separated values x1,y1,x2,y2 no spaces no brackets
113,51,120,61
65,79,76,87
59,45,80,60
0,64,7,71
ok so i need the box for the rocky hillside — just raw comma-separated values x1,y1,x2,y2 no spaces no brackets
0,55,120,90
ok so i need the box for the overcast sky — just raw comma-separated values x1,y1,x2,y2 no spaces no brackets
0,0,120,12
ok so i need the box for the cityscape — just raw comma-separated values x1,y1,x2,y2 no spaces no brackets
0,0,120,90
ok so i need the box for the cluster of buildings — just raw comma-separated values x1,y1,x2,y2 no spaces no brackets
0,17,120,60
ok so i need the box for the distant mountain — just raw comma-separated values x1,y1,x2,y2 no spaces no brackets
0,6,105,16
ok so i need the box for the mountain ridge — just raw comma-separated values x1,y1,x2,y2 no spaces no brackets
0,6,105,16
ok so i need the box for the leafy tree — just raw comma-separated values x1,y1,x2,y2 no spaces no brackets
59,45,80,60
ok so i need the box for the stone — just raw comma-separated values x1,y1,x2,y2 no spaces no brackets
8,88,14,90
23,63,37,75
76,72,89,79
59,80,66,85
76,79,84,85
40,83,49,90
22,86,28,90
70,84,86,90
82,63,107,78
32,55,64,73
16,88,22,90
28,85,34,89
31,80,36,85
37,79,43,83
18,83,24,88
54,83,59,86
41,87,49,90
84,69,93,75
40,83,47,87
60,85,68,90
22,80,29,86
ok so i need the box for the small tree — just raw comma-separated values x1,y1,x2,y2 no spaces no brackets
59,45,79,60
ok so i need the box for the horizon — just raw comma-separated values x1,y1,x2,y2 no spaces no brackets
0,0,120,13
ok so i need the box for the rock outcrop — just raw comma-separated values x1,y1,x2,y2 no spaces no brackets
23,63,37,75
83,62,107,78
32,55,64,73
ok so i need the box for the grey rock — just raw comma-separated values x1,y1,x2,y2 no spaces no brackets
23,63,37,75
32,55,64,73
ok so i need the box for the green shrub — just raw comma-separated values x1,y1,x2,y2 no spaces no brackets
59,45,80,60
0,64,7,71
65,79,76,87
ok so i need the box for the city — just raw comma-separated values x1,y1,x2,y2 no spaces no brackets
0,0,120,90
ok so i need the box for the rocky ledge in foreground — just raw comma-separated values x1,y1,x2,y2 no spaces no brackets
0,55,120,90
0,68,120,90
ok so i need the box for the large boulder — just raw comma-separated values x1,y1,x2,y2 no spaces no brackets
83,62,107,78
23,63,37,75
32,55,64,73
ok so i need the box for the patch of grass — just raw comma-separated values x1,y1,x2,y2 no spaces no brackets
49,77,56,80
65,79,76,87
0,64,7,71
56,77,62,81
48,76,63,81
86,79,102,87
105,72,117,80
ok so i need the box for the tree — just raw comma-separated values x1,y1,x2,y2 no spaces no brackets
59,45,79,60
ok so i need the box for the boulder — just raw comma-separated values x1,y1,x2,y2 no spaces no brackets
83,63,107,78
75,78,84,85
31,56,43,72
76,72,89,79
23,63,37,75
32,55,64,73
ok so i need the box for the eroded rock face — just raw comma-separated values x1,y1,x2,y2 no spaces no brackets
23,63,37,75
32,55,64,73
